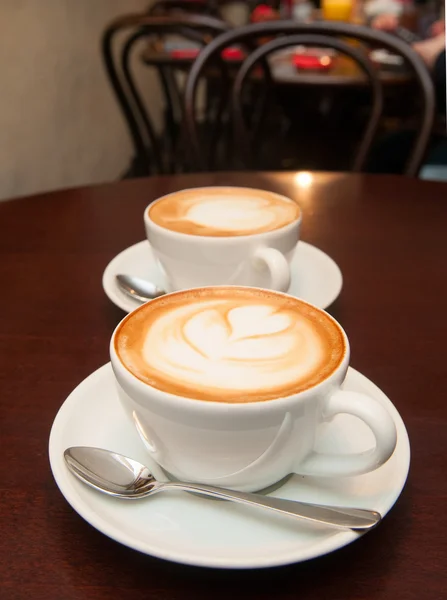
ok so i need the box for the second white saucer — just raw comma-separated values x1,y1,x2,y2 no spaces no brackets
102,240,343,313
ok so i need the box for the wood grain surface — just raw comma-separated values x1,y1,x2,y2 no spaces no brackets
0,172,446,600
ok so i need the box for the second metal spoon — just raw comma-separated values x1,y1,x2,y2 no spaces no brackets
116,274,165,302
64,447,381,531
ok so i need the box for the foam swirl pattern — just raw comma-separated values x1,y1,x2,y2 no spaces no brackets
115,288,345,403
148,187,300,237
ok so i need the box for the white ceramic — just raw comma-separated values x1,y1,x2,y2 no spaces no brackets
49,363,410,569
144,187,302,292
110,292,397,492
102,240,343,312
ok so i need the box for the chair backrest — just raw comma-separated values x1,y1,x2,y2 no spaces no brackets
102,13,228,176
184,21,435,175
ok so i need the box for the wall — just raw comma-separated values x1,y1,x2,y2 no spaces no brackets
0,0,162,201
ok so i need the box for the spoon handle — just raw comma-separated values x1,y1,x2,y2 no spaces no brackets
162,482,381,531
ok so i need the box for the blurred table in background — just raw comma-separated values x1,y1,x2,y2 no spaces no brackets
142,42,416,170
142,44,414,86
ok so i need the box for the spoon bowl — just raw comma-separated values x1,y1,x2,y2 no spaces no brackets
64,447,382,531
64,446,159,498
116,274,165,303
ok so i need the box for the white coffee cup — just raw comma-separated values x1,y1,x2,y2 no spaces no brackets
144,187,302,293
110,287,397,492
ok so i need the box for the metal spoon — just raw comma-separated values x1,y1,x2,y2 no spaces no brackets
64,447,381,531
116,274,165,302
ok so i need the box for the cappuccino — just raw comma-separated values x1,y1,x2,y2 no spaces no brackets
148,187,300,237
115,287,345,403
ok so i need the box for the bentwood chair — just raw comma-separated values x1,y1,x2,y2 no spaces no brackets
183,21,435,175
102,13,228,176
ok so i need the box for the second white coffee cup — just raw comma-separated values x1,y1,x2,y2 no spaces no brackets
144,186,302,292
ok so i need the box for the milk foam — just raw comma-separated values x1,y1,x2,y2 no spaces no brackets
184,197,288,233
148,187,300,237
115,288,345,403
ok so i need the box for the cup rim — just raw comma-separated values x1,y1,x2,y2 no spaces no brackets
110,286,350,414
144,186,302,241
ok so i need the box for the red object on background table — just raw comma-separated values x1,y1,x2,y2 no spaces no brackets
170,47,245,60
171,48,200,59
293,53,334,70
250,3,280,23
221,47,244,60
0,172,446,599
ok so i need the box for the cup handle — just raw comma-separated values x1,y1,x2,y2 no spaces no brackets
252,247,291,292
296,390,398,477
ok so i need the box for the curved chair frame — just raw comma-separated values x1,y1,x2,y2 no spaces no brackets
184,21,435,175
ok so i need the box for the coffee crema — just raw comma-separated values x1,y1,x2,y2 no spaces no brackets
148,187,300,237
115,287,345,403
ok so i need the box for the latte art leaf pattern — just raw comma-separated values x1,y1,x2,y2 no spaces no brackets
183,306,294,360
148,187,300,236
115,288,346,403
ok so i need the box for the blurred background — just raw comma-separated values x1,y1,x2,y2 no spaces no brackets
0,0,252,201
0,0,444,200
0,0,158,200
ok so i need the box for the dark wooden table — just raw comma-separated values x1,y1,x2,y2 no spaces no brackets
142,46,414,87
1,172,446,600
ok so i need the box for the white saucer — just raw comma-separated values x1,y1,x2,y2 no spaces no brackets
49,364,410,570
102,240,343,313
